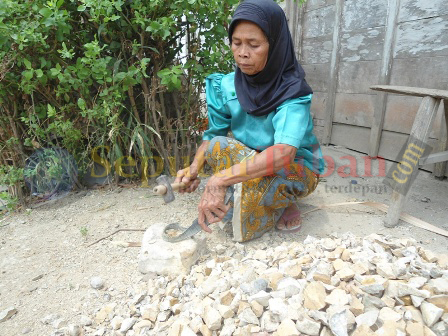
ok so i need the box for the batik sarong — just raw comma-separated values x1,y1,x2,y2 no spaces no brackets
204,136,319,242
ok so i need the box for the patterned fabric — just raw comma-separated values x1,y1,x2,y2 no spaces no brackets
205,136,319,242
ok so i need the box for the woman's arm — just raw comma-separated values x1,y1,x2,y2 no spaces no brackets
214,143,296,186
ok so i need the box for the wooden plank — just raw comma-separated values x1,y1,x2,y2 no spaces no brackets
395,16,448,58
391,56,448,89
330,123,444,175
338,61,382,94
368,0,400,157
433,99,448,177
420,151,448,166
333,93,375,127
371,85,448,100
384,96,441,228
322,0,343,145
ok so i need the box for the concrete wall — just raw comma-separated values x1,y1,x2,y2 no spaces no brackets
285,0,448,177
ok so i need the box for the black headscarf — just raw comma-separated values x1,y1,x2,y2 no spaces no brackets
228,0,312,116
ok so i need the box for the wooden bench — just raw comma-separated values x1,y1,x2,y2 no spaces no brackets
370,85,448,228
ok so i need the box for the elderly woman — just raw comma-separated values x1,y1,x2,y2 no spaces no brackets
175,0,324,242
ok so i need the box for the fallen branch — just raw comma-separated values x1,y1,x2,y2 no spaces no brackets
87,228,146,247
111,240,141,247
90,202,117,212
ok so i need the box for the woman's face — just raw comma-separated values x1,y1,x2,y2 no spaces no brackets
231,21,269,76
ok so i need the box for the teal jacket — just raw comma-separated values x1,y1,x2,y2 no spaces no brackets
202,72,324,174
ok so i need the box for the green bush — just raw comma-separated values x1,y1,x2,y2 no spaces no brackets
0,0,306,203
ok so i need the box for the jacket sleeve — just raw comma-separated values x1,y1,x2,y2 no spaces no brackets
202,73,231,141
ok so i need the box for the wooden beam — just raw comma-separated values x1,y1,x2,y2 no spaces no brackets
322,0,343,145
368,0,400,157
433,99,448,177
384,97,441,228
420,151,448,166
371,86,448,100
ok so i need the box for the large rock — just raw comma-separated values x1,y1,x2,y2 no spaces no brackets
138,223,205,276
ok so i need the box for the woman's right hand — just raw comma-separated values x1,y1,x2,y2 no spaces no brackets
175,166,201,193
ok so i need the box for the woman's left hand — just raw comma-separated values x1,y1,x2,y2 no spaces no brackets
198,176,230,233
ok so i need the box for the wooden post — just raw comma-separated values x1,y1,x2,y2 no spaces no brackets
322,0,343,145
368,0,400,157
285,0,305,59
433,99,448,178
384,97,441,227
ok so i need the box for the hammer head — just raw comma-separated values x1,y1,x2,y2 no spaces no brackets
156,175,175,203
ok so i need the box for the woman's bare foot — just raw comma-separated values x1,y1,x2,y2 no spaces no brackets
276,203,302,232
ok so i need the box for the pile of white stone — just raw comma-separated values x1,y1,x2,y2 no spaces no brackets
81,233,447,335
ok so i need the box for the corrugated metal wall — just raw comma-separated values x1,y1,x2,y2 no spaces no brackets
285,0,448,177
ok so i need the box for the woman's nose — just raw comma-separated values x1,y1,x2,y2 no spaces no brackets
239,46,249,58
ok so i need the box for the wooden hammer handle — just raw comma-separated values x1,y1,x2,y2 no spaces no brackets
153,182,187,195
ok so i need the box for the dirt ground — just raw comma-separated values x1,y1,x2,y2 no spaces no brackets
0,145,447,335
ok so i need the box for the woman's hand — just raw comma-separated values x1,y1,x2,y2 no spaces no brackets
198,176,230,233
175,166,201,193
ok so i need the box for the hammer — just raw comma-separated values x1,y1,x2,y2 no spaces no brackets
153,175,189,203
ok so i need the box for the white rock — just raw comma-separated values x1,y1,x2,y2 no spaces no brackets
180,326,197,336
220,319,236,336
428,278,448,295
277,278,305,298
238,308,259,326
269,298,288,320
90,276,105,289
296,316,321,335
277,318,300,335
67,324,81,336
408,276,428,289
217,304,234,319
249,290,271,307
378,307,402,323
303,282,327,310
189,315,203,333
41,314,60,325
355,309,379,327
111,316,123,330
0,307,17,322
79,315,92,326
376,263,397,279
120,317,136,333
240,278,268,296
52,318,67,329
329,308,348,336
138,224,205,276
260,311,280,332
410,295,425,307
431,321,448,336
325,288,350,306
420,301,443,327
203,306,222,330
